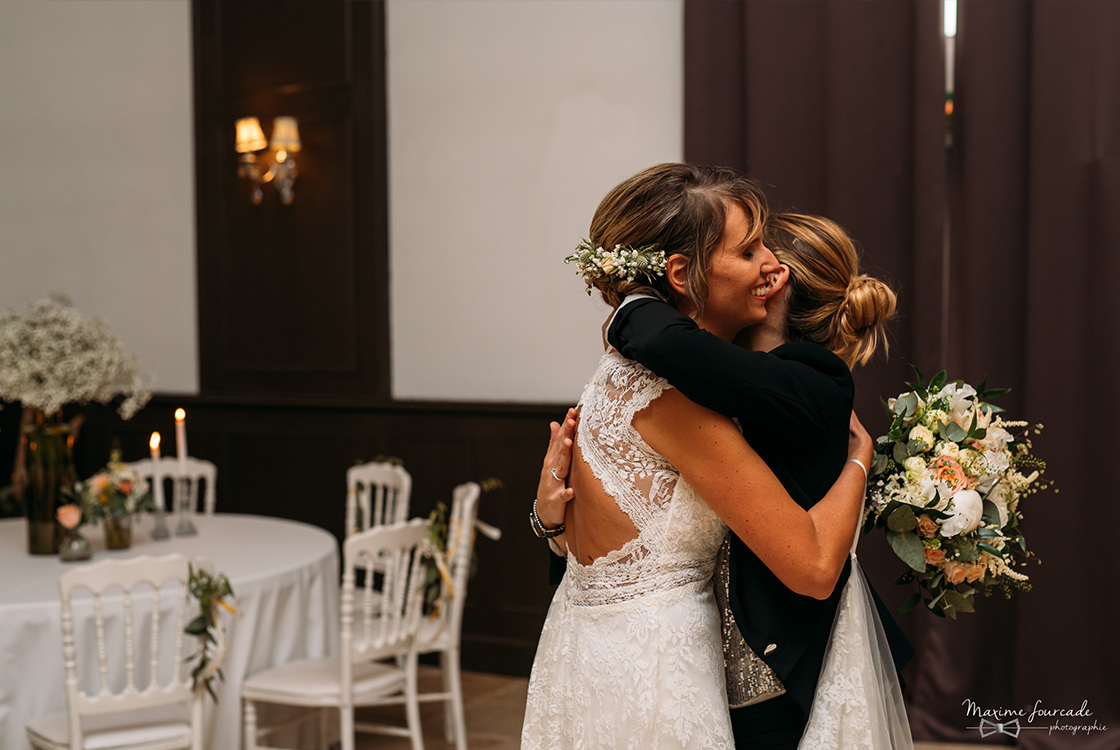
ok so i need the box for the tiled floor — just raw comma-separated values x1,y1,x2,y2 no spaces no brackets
350,666,1003,750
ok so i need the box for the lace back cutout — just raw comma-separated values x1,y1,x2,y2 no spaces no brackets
574,353,678,567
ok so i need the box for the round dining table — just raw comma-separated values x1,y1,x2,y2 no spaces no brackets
0,513,340,750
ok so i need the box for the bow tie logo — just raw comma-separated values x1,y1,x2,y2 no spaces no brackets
979,718,1021,739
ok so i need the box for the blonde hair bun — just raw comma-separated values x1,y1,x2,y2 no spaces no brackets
835,275,897,366
767,213,897,368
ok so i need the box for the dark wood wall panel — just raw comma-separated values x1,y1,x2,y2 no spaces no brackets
185,0,549,677
194,0,388,401
76,395,566,675
223,4,351,92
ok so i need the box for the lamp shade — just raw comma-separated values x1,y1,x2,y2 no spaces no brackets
269,116,301,153
235,117,268,153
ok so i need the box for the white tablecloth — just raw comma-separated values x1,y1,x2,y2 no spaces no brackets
0,513,340,750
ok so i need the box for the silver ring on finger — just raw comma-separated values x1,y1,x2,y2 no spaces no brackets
551,468,561,482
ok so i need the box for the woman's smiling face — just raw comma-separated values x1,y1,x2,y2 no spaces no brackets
696,201,780,341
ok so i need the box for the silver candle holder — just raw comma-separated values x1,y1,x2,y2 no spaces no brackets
174,475,198,537
150,498,171,540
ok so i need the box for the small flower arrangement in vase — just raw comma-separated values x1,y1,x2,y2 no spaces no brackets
55,503,91,561
80,450,153,550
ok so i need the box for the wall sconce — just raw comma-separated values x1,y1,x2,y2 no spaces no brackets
235,116,301,205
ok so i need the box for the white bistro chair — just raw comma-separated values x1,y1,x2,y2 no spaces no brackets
242,518,432,750
345,462,411,536
127,457,218,515
25,554,204,750
415,481,487,750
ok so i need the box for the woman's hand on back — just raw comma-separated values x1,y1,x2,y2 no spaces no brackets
537,407,578,528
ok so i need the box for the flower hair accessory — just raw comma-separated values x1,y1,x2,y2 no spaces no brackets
565,239,667,293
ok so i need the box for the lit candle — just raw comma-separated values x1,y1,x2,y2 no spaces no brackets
149,432,164,511
174,408,188,475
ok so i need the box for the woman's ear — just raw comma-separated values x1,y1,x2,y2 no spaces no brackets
665,254,690,297
768,264,791,299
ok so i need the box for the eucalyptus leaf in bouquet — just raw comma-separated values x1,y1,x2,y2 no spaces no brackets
0,295,153,418
866,366,1050,619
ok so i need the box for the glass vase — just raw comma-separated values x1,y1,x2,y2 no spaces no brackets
104,515,133,550
58,527,92,562
20,409,76,555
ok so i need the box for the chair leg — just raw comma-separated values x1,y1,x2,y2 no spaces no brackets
192,692,205,750
320,707,332,749
244,699,258,750
444,648,468,750
405,652,424,750
340,701,355,750
438,651,455,744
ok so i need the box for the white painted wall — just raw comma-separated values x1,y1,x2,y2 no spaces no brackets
0,0,683,404
0,1,197,394
387,0,683,402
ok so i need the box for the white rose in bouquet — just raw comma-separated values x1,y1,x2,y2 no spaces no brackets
903,456,927,479
939,489,984,537
908,425,935,452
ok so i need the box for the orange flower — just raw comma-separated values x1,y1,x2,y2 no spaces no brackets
933,455,967,494
917,514,939,538
924,547,946,565
56,504,82,530
118,480,132,494
944,561,968,585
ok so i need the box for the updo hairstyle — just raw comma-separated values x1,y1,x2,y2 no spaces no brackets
767,213,896,367
585,163,768,319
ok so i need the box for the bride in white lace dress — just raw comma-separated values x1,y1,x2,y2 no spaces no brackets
521,164,874,750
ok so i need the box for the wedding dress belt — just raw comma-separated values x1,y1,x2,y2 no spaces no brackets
565,558,716,607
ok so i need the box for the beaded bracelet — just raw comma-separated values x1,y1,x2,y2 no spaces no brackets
529,498,566,539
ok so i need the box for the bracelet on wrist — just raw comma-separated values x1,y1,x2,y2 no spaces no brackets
530,498,566,539
846,457,868,483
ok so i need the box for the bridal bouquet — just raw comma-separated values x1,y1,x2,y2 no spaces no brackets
866,368,1048,619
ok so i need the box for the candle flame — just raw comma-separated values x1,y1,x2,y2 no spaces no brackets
175,408,186,422
150,432,161,450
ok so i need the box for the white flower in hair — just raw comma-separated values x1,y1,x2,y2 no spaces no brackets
564,238,667,294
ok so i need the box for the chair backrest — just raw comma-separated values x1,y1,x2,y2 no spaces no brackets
345,462,411,536
437,482,481,648
127,456,218,515
58,554,202,750
341,520,431,687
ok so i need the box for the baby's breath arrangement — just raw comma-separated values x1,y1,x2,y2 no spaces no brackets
564,239,667,293
0,295,152,418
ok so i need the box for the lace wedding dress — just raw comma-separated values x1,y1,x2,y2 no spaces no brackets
798,521,914,749
521,352,733,750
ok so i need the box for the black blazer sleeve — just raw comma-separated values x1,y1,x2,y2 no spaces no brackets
608,298,854,434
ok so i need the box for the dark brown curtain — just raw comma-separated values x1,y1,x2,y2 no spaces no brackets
686,1,1120,747
686,0,946,416
933,1,1120,747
